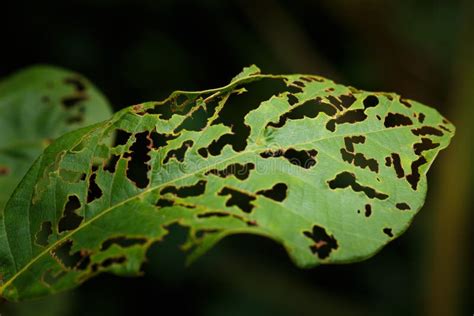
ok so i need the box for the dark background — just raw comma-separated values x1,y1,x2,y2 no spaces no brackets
0,1,472,315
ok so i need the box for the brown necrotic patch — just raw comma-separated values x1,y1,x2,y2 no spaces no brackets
396,203,411,211
218,187,256,213
341,136,379,173
390,153,405,178
163,140,193,164
406,156,427,190
101,236,147,251
161,180,206,198
0,166,10,176
303,225,338,259
58,196,83,233
205,162,255,180
328,172,388,200
267,97,337,129
384,113,413,128
260,148,318,169
124,132,152,188
51,240,90,270
326,109,367,132
413,138,440,155
256,183,288,202
35,221,53,247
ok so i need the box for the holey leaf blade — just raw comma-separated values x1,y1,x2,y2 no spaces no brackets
0,66,454,301
0,65,112,213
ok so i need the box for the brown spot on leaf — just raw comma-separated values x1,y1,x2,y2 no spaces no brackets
0,166,9,176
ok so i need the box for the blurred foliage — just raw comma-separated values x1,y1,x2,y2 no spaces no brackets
0,0,471,315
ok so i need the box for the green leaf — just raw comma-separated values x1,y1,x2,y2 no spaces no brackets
0,66,454,301
0,65,112,213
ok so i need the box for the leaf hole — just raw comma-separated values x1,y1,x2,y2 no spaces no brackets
125,132,151,188
303,225,338,259
58,196,83,233
35,221,53,247
205,162,255,180
101,236,147,251
328,172,388,200
383,228,394,237
363,95,379,108
256,183,288,202
396,203,411,211
384,112,413,128
161,180,207,198
218,187,256,213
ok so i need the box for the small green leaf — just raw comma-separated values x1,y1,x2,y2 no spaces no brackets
0,65,112,212
0,67,454,301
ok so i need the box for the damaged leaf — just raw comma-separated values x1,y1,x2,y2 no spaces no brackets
0,66,454,301
0,65,112,213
